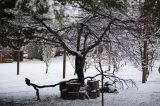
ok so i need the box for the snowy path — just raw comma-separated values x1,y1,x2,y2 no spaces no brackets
0,57,160,106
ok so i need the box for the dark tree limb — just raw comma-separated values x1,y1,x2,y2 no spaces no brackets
25,71,136,100
25,78,60,100
33,17,80,57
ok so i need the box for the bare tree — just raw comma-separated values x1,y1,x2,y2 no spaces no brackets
123,0,160,83
15,0,129,84
0,11,35,75
42,44,56,73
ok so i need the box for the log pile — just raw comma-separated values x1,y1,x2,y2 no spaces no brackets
87,80,100,99
60,80,100,100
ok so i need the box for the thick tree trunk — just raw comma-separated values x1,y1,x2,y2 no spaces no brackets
142,40,147,83
75,56,85,84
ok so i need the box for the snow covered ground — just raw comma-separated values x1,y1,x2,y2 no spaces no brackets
0,56,160,106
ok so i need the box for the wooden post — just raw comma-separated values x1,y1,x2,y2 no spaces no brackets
101,66,104,106
142,40,147,83
146,50,149,80
108,43,111,71
99,60,104,106
0,53,2,63
63,49,66,79
17,50,20,75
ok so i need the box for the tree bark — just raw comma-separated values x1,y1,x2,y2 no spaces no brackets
75,55,85,84
142,40,147,83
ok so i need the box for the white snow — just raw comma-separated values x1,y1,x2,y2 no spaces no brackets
0,56,160,106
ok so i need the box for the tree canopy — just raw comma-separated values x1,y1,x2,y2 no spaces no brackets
1,0,159,84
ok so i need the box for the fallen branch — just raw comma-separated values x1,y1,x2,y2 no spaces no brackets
25,71,136,100
25,78,60,100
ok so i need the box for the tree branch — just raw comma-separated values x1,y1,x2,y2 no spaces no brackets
34,17,80,56
25,70,136,100
84,18,115,55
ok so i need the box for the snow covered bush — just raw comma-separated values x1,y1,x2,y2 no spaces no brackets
100,82,118,93
42,45,56,73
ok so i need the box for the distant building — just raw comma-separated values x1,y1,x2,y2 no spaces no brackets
0,46,23,63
